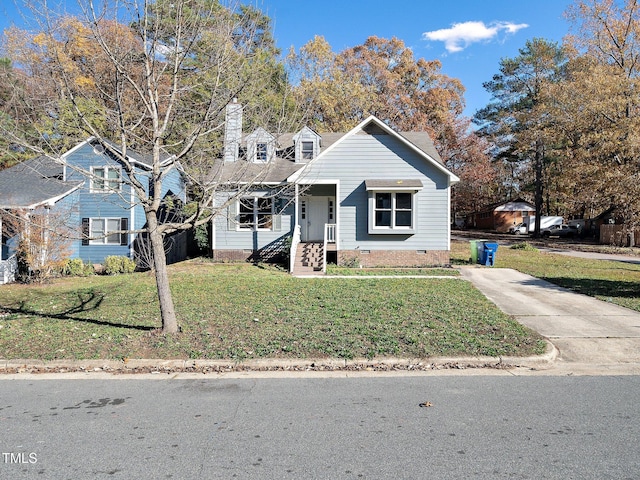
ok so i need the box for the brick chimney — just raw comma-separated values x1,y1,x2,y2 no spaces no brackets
223,98,242,162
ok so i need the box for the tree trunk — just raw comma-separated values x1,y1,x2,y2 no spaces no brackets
148,217,179,333
533,140,544,238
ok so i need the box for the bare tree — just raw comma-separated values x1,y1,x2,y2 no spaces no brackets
1,0,298,332
1,206,76,282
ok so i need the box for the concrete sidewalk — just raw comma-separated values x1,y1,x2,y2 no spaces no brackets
459,266,640,375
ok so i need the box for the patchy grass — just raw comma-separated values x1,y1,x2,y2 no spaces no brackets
451,240,640,312
0,262,543,361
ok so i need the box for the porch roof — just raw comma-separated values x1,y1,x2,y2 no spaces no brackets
365,179,424,190
207,157,304,184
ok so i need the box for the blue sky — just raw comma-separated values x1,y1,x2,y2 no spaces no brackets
1,0,575,117
263,0,574,117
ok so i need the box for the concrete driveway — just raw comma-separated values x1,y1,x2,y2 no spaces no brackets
459,266,640,375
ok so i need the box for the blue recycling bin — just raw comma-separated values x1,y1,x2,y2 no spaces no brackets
477,241,485,264
482,242,498,266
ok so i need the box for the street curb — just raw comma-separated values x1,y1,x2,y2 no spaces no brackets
0,341,557,375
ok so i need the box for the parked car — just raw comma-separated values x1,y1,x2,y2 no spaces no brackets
541,224,579,238
509,222,528,235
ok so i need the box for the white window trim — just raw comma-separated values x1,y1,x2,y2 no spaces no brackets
368,190,417,234
301,140,315,160
89,217,122,245
255,142,268,162
236,197,274,231
90,166,122,193
246,128,275,163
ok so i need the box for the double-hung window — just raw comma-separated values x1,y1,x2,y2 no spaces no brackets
82,217,128,246
89,218,121,245
301,141,314,160
374,192,413,228
91,166,121,192
256,143,268,162
238,197,273,230
366,180,422,234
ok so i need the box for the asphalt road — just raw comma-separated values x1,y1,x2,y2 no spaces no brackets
2,376,639,479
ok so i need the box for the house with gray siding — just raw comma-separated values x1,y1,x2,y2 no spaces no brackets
0,138,186,282
213,101,459,274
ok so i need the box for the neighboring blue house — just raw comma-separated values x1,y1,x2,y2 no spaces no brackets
0,138,187,282
61,139,187,264
0,156,82,283
212,101,460,274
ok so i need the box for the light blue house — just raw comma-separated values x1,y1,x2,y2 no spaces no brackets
0,138,187,282
212,101,460,274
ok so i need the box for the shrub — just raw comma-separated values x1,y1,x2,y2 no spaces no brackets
193,224,210,254
63,258,95,276
510,242,538,252
103,256,136,275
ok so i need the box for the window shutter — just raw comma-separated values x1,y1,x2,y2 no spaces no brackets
227,201,237,231
120,218,129,246
272,214,281,232
81,218,90,245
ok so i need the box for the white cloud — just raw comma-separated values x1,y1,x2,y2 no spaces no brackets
423,21,529,53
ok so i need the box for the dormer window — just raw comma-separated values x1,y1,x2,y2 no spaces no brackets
256,142,268,162
293,126,321,163
246,128,275,163
301,141,314,160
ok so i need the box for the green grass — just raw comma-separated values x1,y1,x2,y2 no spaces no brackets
0,262,543,361
451,240,640,312
326,266,459,276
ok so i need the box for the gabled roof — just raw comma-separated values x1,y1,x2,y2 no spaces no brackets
292,125,320,142
276,132,343,151
0,156,82,209
398,132,444,166
288,116,459,184
62,137,175,169
210,116,458,185
246,127,275,141
493,199,535,212
478,198,535,213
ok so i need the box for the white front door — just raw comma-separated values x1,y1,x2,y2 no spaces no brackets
300,196,334,241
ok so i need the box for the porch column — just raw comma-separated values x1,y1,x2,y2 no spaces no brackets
43,206,50,267
294,183,299,230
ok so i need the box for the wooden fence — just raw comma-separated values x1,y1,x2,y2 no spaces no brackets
600,225,640,246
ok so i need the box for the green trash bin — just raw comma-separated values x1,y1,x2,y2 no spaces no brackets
470,240,478,263
469,240,487,264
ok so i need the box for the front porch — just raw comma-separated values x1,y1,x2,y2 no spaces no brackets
289,183,338,276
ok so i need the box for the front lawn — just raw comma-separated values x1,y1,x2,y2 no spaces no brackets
0,262,544,361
